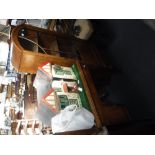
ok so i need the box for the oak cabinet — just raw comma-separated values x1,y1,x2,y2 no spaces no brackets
11,24,105,74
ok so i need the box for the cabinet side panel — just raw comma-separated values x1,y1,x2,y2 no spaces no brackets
19,51,76,74
19,52,41,73
11,43,22,72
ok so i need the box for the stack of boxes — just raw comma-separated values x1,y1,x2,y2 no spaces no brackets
38,62,83,113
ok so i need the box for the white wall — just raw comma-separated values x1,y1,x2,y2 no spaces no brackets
0,42,9,66
0,19,7,25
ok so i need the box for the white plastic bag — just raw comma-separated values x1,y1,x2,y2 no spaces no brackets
51,104,94,133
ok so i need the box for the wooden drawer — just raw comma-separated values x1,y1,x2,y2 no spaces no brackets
49,60,102,130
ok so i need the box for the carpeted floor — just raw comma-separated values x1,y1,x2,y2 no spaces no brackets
91,19,155,121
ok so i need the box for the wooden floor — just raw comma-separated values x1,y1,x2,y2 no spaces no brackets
24,76,38,119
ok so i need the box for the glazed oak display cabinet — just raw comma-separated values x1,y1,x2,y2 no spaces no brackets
11,24,105,74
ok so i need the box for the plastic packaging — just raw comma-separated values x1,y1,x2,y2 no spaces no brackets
51,104,94,133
